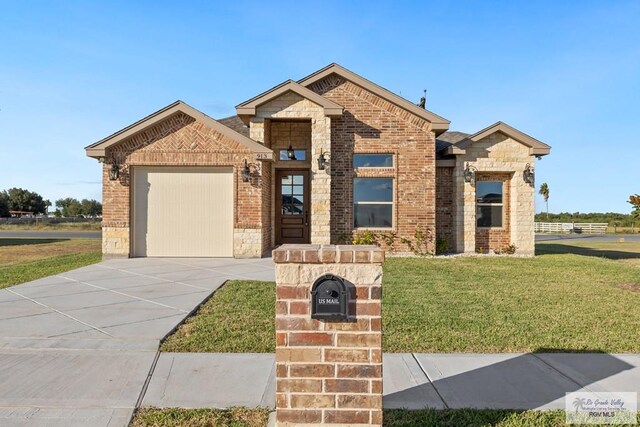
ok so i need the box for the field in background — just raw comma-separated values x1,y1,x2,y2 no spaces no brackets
0,222,102,231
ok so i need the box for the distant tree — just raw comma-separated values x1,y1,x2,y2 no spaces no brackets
6,188,47,214
81,199,102,217
538,182,550,220
0,192,9,217
629,194,640,219
44,199,52,215
55,197,83,217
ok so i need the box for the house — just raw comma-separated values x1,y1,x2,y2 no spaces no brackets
85,63,550,258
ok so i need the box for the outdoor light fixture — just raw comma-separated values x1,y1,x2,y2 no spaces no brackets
523,163,535,186
286,122,296,160
463,162,477,185
317,150,328,170
287,145,296,160
242,159,251,182
108,162,120,181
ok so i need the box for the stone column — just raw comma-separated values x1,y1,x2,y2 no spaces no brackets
310,117,331,244
273,244,384,426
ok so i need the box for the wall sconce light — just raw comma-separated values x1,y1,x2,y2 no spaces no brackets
463,162,477,185
523,163,535,186
317,150,328,170
109,162,120,181
242,159,251,182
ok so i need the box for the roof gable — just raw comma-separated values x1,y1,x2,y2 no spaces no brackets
297,63,450,132
85,101,273,159
451,121,551,156
235,80,344,122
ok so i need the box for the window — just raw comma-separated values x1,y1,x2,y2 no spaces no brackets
353,154,393,168
279,149,307,161
476,181,503,227
354,178,393,228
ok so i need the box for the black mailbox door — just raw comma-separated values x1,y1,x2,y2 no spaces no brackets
311,275,348,320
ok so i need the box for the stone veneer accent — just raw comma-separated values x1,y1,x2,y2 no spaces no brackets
454,133,536,255
250,92,332,245
102,112,269,258
273,244,384,427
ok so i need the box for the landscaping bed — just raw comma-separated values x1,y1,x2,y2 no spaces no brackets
162,240,640,353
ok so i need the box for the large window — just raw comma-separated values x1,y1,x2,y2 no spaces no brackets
353,154,393,168
354,178,393,228
476,181,503,227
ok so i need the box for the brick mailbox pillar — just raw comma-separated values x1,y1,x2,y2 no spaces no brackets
273,244,384,426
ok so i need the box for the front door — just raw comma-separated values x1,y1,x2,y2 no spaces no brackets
276,170,310,244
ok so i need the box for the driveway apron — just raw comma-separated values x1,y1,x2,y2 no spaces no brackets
0,257,275,427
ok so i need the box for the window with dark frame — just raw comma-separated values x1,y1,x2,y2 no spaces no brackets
279,149,307,161
476,181,503,228
353,178,393,228
353,154,393,168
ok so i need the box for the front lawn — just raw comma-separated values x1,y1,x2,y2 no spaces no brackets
161,240,640,353
131,408,640,426
0,238,101,289
131,407,270,427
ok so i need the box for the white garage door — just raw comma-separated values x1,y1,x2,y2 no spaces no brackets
132,167,233,257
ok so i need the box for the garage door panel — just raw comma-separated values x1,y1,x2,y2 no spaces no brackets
133,167,233,257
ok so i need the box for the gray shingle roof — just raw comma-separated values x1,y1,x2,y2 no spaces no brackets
217,115,249,138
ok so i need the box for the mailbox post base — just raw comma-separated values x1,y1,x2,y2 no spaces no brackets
273,244,384,427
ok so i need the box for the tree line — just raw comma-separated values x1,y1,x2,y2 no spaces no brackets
0,188,101,218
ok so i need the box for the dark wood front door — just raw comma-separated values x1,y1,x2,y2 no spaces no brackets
276,170,310,244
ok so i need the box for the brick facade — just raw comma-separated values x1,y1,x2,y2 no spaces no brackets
435,166,454,252
273,244,384,426
475,173,512,252
308,76,436,253
102,112,269,258
92,65,544,259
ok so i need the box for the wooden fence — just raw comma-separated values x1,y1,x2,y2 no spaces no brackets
534,222,608,234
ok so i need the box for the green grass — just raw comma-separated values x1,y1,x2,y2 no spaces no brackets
160,280,276,353
384,409,640,426
161,240,640,353
0,238,101,289
131,407,270,427
130,408,640,426
0,251,102,289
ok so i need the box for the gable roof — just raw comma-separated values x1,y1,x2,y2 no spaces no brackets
297,63,450,133
235,80,344,123
85,101,273,159
443,121,551,156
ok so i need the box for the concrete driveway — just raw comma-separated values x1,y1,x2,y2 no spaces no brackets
0,257,275,427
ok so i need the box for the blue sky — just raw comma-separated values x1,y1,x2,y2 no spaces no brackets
1,0,638,213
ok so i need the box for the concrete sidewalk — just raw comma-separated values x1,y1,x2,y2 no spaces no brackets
142,352,640,410
0,257,275,427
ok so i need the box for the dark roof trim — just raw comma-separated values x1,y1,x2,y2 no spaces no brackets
85,101,273,159
297,63,450,132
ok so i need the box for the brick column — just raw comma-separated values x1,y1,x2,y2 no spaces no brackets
273,244,384,426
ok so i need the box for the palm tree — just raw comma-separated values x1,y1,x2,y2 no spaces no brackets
539,183,550,220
